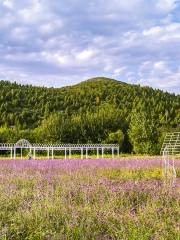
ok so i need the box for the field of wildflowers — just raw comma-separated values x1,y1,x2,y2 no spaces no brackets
0,158,179,240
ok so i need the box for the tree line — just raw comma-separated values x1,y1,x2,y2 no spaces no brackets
0,77,179,154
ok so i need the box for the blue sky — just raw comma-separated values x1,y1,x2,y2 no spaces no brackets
0,0,180,93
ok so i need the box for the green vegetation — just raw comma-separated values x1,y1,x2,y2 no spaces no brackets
0,77,179,154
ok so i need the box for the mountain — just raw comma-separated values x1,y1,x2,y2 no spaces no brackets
0,77,179,153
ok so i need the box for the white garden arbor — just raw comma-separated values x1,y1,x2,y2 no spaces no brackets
0,139,119,159
161,132,180,184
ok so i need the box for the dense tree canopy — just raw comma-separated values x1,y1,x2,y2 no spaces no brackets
128,109,159,154
0,77,179,154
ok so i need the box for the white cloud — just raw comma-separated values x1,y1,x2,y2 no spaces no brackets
0,0,179,93
10,27,29,41
39,20,63,35
76,49,97,61
113,67,127,78
137,61,180,93
142,23,180,41
153,61,167,70
17,0,46,23
143,26,163,36
156,0,177,12
40,51,71,66
2,0,14,9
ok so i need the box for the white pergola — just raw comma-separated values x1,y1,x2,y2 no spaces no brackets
0,139,119,160
161,132,180,184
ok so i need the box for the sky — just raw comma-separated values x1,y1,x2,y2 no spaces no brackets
0,0,180,93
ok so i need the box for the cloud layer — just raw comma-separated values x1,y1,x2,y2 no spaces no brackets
0,0,180,93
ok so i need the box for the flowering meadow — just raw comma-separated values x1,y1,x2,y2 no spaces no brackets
0,158,179,240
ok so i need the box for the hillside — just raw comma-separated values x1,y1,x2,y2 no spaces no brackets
0,77,179,153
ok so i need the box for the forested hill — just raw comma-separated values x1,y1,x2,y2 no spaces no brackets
0,77,179,154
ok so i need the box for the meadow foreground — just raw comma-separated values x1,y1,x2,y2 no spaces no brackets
0,158,179,240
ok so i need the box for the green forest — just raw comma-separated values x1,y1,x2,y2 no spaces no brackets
0,77,179,154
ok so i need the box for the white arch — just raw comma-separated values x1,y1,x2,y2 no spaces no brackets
15,139,32,148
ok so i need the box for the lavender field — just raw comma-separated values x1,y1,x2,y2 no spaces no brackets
0,158,179,240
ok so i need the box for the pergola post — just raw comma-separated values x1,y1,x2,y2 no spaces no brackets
97,148,99,159
81,148,83,159
10,148,13,159
112,147,114,158
102,147,104,159
86,148,88,159
52,148,54,160
65,148,67,159
117,147,119,158
33,147,36,159
69,148,71,159
14,147,16,160
47,148,49,159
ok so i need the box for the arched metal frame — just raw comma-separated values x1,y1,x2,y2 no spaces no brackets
0,139,119,160
161,132,180,185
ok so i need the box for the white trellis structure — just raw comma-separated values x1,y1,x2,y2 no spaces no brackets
0,139,119,160
161,132,180,184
